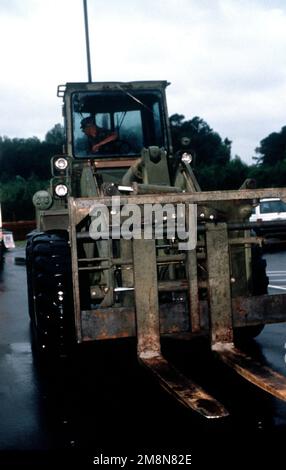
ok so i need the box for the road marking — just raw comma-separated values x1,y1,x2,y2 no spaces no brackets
268,284,286,291
267,271,286,274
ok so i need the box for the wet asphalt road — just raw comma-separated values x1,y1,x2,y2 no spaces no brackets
0,246,286,466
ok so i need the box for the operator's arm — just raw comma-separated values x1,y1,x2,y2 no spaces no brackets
91,131,118,153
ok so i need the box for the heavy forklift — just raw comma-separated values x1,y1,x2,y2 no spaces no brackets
26,79,286,419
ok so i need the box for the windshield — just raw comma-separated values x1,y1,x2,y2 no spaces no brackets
72,89,166,158
260,200,286,214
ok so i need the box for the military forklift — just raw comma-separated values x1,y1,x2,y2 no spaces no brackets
26,79,286,419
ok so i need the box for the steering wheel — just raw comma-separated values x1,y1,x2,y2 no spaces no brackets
112,139,132,154
91,139,133,155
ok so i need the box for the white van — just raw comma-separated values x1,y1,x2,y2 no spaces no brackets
250,198,286,239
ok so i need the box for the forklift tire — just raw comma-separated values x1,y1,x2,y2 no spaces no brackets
234,244,268,342
26,231,75,361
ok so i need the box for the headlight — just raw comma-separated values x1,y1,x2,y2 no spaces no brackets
54,184,68,197
181,152,192,164
54,157,68,171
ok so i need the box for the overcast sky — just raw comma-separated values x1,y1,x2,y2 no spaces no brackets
1,0,286,163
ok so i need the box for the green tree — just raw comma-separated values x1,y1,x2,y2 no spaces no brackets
255,126,286,166
0,123,64,220
0,175,49,220
194,157,248,191
170,115,231,167
0,127,64,182
169,114,237,189
45,123,65,146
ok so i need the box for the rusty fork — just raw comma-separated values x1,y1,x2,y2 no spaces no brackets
206,222,286,402
133,238,229,419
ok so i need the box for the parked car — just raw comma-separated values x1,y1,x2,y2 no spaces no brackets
250,197,286,240
0,203,3,265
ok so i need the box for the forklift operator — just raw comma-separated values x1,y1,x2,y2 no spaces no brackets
80,116,118,154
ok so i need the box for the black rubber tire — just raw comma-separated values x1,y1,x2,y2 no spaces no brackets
26,231,75,360
234,245,268,342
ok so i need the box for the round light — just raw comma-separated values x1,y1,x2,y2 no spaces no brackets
55,184,68,197
181,136,191,147
181,152,192,164
54,157,68,170
32,190,53,210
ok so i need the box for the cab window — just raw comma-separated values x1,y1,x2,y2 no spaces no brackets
72,90,166,158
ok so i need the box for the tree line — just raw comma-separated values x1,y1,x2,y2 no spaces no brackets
0,119,286,221
170,114,286,190
0,125,64,220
